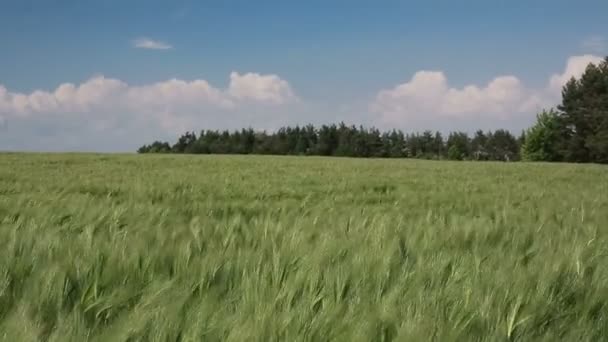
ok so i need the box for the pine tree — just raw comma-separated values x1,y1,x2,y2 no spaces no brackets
558,57,608,163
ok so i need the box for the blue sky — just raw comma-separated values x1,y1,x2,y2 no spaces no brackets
1,0,607,151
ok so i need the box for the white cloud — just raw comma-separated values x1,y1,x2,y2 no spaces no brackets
371,71,534,126
548,54,604,94
582,36,607,54
228,72,298,104
0,72,295,118
0,72,297,151
371,54,604,128
0,76,128,117
133,37,173,50
126,78,235,111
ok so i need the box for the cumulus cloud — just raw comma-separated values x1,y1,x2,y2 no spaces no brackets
0,72,295,118
0,72,297,151
133,37,173,50
228,72,298,104
371,54,604,128
371,71,536,126
548,54,604,94
126,78,234,111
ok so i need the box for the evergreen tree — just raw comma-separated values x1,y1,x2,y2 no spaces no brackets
558,57,608,163
172,131,197,153
137,141,171,153
446,132,471,160
471,130,489,160
488,129,519,161
138,124,530,162
433,131,445,159
388,130,406,158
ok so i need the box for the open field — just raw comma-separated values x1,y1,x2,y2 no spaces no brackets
0,153,607,341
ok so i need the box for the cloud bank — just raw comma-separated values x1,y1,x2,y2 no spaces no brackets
0,72,297,151
371,54,604,130
0,72,296,117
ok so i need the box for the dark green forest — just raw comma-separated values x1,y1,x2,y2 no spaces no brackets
139,57,608,163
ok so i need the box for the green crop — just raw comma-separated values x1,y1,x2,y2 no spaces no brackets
0,153,607,341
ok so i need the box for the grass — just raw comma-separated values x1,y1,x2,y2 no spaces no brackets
0,153,607,341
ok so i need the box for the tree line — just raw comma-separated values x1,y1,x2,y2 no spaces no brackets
139,57,608,164
138,125,523,161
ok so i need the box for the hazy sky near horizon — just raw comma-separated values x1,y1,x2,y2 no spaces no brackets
1,0,607,151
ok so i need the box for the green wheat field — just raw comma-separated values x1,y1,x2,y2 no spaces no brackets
1,153,607,341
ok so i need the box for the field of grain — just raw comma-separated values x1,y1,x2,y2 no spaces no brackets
0,153,607,341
